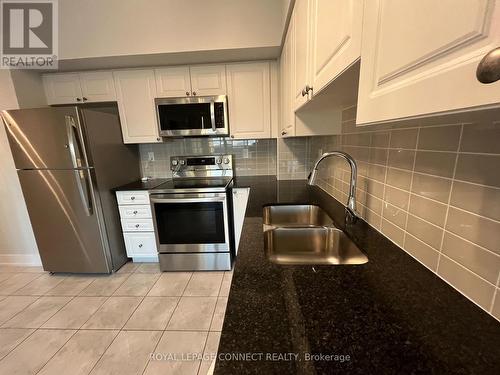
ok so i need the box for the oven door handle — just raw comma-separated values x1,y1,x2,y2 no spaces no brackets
150,196,226,204
210,100,216,132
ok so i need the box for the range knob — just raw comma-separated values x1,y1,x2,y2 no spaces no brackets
216,157,222,164
171,159,178,166
180,159,186,165
223,157,230,164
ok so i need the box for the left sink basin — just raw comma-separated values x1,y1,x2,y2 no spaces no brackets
264,226,368,265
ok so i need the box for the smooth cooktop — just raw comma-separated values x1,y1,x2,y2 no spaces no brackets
153,177,233,193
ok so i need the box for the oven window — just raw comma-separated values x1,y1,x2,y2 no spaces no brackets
154,202,225,244
158,103,211,131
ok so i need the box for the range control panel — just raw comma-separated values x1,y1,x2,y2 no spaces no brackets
170,154,233,176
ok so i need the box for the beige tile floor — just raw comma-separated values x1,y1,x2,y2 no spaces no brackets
0,263,233,375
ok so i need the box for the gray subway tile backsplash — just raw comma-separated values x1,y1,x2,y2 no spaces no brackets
139,137,277,178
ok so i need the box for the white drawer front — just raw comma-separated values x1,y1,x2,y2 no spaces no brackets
121,218,154,232
123,232,157,257
119,205,152,219
116,191,149,205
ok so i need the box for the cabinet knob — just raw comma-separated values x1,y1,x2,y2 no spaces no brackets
130,196,135,200
76,97,82,102
138,244,143,248
156,137,161,142
135,224,140,228
82,97,88,101
133,210,138,215
230,135,234,138
192,91,197,96
301,85,312,97
477,47,500,84
281,130,287,136
186,91,190,96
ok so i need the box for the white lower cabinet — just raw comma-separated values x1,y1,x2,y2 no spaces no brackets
116,191,158,262
232,187,250,254
123,232,157,259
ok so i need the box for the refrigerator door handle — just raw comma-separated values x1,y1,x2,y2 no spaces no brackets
66,116,93,216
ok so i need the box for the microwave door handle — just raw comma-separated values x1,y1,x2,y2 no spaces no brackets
201,116,204,129
210,101,216,132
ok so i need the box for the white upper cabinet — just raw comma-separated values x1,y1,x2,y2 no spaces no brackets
292,0,311,111
113,69,161,144
287,0,362,112
227,62,271,139
190,65,227,96
43,72,116,104
79,71,116,102
357,0,500,125
43,74,83,104
155,66,191,97
309,0,362,94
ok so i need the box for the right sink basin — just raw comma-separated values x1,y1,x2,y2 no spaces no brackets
263,204,368,266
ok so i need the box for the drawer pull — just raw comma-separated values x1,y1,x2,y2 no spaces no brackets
135,224,140,228
131,196,136,200
138,244,143,248
133,210,138,214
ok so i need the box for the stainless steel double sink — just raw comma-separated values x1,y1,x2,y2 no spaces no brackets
263,205,368,266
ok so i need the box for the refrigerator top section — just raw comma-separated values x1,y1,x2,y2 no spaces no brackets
1,107,91,170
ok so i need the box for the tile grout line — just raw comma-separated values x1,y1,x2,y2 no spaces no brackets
400,127,420,251
437,124,463,273
378,130,392,230
489,272,500,313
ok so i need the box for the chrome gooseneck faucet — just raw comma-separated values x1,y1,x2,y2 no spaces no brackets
308,151,359,221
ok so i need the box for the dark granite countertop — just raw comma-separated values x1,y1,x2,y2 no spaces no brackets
216,176,500,374
112,178,169,192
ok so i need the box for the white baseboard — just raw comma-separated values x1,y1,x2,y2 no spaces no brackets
0,253,42,266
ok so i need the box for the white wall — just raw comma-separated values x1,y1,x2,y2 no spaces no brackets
59,0,286,60
0,71,42,265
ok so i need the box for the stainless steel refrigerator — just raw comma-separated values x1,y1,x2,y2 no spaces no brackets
1,105,140,273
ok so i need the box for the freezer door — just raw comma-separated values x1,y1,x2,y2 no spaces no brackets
17,169,111,273
1,107,89,170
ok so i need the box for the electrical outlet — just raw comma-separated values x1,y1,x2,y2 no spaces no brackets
242,149,249,159
148,152,155,161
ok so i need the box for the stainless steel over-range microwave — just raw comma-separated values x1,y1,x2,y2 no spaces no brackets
155,95,229,137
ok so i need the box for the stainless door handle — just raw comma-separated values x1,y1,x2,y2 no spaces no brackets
65,116,93,216
477,47,500,84
150,196,226,204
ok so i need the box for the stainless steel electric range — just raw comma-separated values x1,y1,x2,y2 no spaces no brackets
150,154,234,271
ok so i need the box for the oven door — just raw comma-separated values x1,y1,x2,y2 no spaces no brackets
155,95,228,137
150,192,230,253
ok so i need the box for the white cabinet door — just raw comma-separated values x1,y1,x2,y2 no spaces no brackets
309,0,362,96
190,65,227,96
357,0,500,125
113,69,161,144
232,188,250,254
280,26,295,138
79,71,116,102
292,0,311,111
226,62,271,139
43,74,83,104
155,66,192,97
